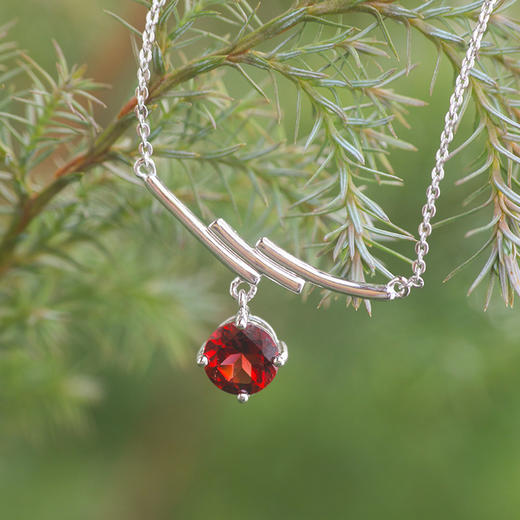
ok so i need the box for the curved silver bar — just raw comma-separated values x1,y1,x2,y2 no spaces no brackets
208,219,305,294
145,175,261,285
256,237,391,300
144,176,392,299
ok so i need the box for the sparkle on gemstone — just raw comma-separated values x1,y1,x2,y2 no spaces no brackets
202,319,280,395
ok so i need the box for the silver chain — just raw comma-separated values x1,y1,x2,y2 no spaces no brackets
135,0,498,299
387,0,498,298
133,0,166,180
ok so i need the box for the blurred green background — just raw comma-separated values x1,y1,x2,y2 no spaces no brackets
2,1,520,519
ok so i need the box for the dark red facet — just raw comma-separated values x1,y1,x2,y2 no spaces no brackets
203,321,279,395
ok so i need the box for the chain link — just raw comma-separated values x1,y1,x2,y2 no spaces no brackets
133,0,166,180
387,0,498,297
136,0,498,300
230,277,258,303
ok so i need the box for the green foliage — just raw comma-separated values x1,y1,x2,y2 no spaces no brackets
1,0,520,435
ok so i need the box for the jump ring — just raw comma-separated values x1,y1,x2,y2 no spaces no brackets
230,277,257,303
386,276,411,300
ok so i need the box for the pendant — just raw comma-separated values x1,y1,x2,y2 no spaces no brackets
196,278,288,403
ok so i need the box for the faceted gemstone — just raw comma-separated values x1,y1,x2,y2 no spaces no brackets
202,320,280,395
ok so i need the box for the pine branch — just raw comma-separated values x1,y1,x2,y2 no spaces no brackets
1,0,520,310
1,0,520,436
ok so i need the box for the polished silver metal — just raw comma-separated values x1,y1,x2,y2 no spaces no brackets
235,305,249,330
256,237,391,300
145,175,261,285
209,219,305,294
199,314,288,366
229,276,258,302
386,0,498,294
235,293,250,329
273,341,288,368
197,313,288,403
134,0,166,180
196,350,209,368
230,277,257,329
200,314,285,350
136,0,497,301
237,392,250,404
386,276,412,301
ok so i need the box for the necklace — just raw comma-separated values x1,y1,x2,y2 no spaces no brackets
133,0,498,403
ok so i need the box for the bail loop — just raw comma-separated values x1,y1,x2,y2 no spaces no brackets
230,277,258,329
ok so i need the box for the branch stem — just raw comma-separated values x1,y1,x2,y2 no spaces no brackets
0,0,489,275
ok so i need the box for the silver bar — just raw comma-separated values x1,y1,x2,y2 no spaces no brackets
256,237,391,300
208,219,305,294
145,176,261,285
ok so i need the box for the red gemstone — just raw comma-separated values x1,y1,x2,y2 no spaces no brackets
202,320,280,395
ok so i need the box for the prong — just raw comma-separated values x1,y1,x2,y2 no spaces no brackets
196,343,209,367
197,354,209,367
273,341,288,367
237,391,249,404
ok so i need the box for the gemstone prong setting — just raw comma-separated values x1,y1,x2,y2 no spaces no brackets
198,315,286,399
237,391,250,404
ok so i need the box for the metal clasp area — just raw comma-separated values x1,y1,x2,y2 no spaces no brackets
386,275,424,300
386,277,411,300
230,277,258,329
